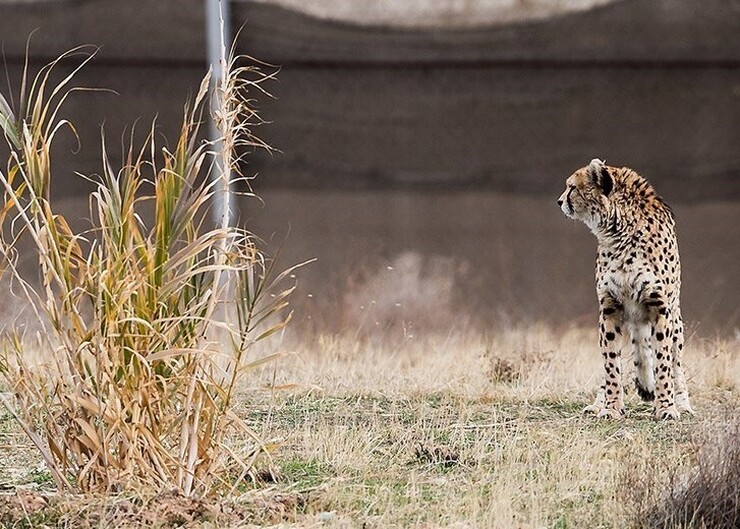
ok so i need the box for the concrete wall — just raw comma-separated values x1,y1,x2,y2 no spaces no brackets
0,0,738,200
0,0,738,333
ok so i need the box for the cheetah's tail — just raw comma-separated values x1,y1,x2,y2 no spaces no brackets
635,377,655,402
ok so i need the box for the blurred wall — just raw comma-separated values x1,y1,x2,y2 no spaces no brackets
0,0,738,200
0,0,738,333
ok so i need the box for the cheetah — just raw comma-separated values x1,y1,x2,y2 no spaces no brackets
558,159,694,420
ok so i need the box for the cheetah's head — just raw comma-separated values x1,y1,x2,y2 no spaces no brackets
557,158,614,234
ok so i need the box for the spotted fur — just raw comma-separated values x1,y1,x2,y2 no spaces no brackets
558,159,694,420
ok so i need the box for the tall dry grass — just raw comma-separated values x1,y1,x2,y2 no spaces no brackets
0,46,300,496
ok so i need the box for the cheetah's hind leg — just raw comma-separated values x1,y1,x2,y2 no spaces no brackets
672,316,695,415
633,322,655,402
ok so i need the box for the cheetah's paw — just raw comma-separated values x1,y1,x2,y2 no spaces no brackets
654,405,680,421
596,407,626,420
582,404,626,419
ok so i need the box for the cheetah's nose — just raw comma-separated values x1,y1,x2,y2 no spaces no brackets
557,199,563,206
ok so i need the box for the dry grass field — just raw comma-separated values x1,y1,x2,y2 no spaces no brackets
2,323,739,528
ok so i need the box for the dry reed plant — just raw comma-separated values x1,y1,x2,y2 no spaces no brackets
0,46,299,496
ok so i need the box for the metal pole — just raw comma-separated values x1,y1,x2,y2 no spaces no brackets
205,0,232,228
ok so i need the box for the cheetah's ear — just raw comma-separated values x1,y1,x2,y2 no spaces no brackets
587,159,613,197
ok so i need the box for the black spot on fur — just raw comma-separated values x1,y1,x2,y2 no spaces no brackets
608,215,619,234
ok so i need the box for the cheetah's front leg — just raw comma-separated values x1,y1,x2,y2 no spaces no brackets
649,302,679,420
585,298,627,419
